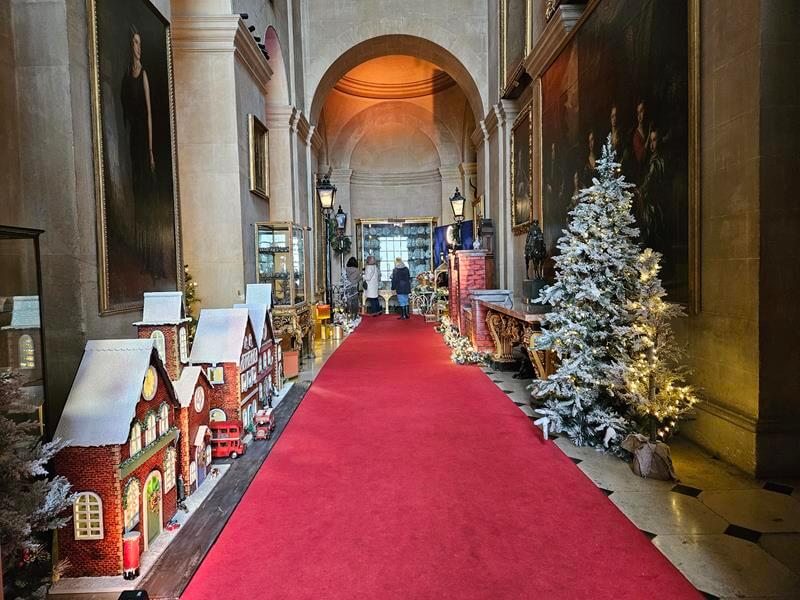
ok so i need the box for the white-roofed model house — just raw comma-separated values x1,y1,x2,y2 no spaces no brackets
172,366,213,494
234,301,277,408
189,308,265,430
53,339,181,577
133,291,192,381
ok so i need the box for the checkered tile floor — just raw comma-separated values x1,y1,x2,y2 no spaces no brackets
480,365,800,599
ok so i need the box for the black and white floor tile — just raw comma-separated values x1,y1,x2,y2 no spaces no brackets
479,364,800,599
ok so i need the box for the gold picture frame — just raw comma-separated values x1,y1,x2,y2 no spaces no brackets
511,102,534,235
536,0,700,312
249,114,269,200
499,0,533,96
88,0,182,315
472,194,484,225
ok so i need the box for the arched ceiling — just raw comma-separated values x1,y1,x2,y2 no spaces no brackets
309,34,484,127
334,56,456,99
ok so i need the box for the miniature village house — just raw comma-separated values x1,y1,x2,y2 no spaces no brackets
54,339,181,577
172,366,213,494
188,308,266,429
234,301,276,406
244,283,284,396
133,291,191,380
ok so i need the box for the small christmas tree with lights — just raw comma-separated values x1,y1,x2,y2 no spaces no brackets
610,248,699,442
531,138,640,451
183,264,200,343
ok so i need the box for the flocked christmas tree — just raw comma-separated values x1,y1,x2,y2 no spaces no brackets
1,371,74,599
609,248,699,442
531,138,640,451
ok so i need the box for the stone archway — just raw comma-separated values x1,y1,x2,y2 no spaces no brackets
309,34,485,129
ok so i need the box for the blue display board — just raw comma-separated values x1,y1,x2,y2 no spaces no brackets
433,221,474,267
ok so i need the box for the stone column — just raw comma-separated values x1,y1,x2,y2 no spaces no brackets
459,162,478,221
438,165,463,225
490,101,520,291
328,168,353,285
172,13,246,308
264,104,298,223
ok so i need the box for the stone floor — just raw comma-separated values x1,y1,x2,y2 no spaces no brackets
480,364,800,600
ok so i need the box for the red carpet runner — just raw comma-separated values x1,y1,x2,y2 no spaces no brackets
182,316,700,599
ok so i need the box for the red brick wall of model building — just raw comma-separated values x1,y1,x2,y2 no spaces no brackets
119,372,177,463
207,362,243,422
119,442,179,561
180,376,212,492
137,325,180,380
55,446,123,577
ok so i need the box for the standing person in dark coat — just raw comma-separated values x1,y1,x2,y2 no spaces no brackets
391,257,411,320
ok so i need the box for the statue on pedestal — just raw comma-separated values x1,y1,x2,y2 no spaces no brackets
523,220,550,313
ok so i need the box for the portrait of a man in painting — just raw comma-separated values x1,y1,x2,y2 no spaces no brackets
90,0,178,313
541,0,690,303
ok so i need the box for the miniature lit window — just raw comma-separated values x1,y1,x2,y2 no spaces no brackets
193,387,205,413
179,327,188,363
158,404,170,436
205,444,212,466
145,413,157,445
189,461,197,485
129,422,142,456
123,479,140,532
207,366,224,384
164,448,176,491
150,330,166,362
240,373,246,390
142,366,158,401
209,408,226,422
18,335,35,369
73,492,103,540
267,348,273,366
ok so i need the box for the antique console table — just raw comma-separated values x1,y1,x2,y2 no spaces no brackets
473,298,554,380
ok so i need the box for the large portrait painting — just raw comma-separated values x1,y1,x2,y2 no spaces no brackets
511,104,534,234
500,0,531,92
89,0,180,314
541,0,696,305
249,114,269,200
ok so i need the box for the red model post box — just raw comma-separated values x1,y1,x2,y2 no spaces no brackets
122,531,141,579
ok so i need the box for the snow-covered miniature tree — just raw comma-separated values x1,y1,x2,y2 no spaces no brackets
1,371,74,599
610,248,699,442
530,138,640,451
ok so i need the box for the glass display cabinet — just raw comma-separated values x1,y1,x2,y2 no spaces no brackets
0,226,46,434
255,222,312,353
355,217,437,290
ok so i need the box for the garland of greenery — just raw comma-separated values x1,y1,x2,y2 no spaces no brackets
328,219,352,255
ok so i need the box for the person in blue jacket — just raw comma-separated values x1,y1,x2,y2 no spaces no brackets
391,257,411,320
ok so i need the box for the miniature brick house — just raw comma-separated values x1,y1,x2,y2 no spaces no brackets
172,366,213,495
1,295,43,389
133,291,192,381
244,283,284,395
188,308,265,429
54,339,181,577
234,302,276,407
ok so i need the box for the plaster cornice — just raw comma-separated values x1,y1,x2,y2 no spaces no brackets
334,71,456,100
295,111,312,141
330,168,354,184
234,21,273,94
265,104,298,131
309,126,324,153
171,15,240,53
471,121,489,149
351,169,442,187
459,162,478,177
524,4,585,80
438,165,462,180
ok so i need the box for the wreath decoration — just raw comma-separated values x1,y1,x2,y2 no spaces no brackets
328,219,352,256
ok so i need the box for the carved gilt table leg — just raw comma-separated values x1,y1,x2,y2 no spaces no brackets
486,311,522,363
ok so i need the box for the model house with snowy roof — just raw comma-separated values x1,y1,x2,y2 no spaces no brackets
244,283,284,395
188,308,265,429
53,339,181,578
234,301,276,407
172,366,213,495
133,291,191,380
1,295,42,387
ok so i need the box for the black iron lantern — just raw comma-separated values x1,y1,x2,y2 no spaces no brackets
335,205,347,234
316,174,336,214
449,187,466,222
